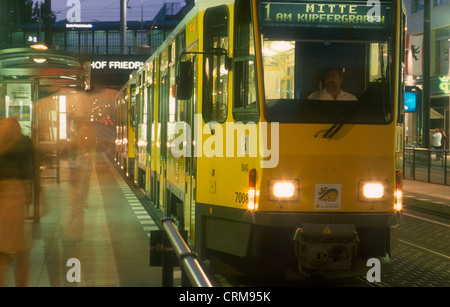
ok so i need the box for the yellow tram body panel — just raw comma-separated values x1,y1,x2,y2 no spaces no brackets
114,78,136,176
259,123,397,213
126,83,136,161
195,122,397,213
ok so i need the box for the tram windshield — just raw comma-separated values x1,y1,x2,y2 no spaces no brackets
260,0,396,124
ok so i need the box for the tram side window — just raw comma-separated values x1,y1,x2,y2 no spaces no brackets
203,6,229,124
147,61,155,154
169,42,176,124
121,97,127,139
176,31,186,122
233,0,258,123
136,76,143,129
130,84,136,127
140,76,148,142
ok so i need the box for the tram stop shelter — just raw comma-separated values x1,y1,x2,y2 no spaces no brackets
0,46,90,222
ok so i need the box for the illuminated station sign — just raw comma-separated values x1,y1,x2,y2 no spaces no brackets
259,1,393,28
439,76,450,94
86,55,149,87
90,60,144,71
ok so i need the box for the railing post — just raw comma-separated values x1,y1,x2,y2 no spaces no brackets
445,150,448,185
162,227,174,287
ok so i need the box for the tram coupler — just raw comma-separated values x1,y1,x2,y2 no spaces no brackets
293,223,359,275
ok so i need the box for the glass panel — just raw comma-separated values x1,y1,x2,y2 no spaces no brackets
94,31,107,54
203,6,229,123
263,39,392,124
233,0,258,123
260,1,395,125
263,41,295,100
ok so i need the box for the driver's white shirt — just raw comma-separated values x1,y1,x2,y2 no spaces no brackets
307,89,357,101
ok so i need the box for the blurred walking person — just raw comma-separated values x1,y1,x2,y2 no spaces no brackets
65,117,96,241
0,117,34,287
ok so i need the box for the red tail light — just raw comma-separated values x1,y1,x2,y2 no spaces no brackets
249,168,256,188
395,170,403,211
396,170,402,190
248,169,257,210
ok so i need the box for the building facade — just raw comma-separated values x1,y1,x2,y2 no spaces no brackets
2,1,192,88
0,0,192,143
404,0,450,148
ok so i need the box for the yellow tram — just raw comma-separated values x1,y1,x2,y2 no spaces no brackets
117,0,406,277
115,73,136,179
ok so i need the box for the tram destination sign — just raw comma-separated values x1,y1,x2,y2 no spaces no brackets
259,1,392,28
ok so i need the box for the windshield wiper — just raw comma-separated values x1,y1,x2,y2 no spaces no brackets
321,99,362,138
320,78,388,138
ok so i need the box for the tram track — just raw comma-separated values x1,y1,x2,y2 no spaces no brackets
399,208,450,260
383,207,450,287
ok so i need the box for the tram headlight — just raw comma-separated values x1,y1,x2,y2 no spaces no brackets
269,179,299,201
359,180,388,201
394,189,403,211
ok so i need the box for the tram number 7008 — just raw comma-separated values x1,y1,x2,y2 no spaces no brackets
235,192,249,204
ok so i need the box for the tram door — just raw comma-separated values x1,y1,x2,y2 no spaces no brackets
159,51,169,213
185,51,197,241
174,30,198,237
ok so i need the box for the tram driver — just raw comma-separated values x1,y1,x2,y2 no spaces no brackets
306,68,357,101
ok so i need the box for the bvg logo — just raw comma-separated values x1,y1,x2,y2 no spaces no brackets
318,187,339,202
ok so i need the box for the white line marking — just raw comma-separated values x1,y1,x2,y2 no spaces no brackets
402,212,450,227
399,239,450,260
140,220,155,225
136,215,151,220
144,226,159,231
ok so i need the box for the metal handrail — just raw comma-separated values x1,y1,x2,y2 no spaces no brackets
161,217,213,287
404,147,448,185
